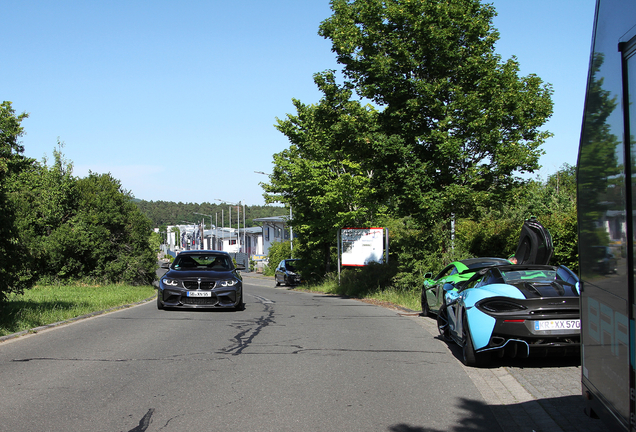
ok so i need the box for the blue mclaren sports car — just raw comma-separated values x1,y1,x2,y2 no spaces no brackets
437,264,580,366
436,217,580,366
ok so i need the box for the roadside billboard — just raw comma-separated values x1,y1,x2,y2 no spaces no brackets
339,227,387,267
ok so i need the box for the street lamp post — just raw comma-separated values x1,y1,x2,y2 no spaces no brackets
179,221,193,250
215,199,243,254
254,171,293,257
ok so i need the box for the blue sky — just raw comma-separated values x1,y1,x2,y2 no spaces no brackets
3,1,596,205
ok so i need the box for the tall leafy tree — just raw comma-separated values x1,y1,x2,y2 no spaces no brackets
266,71,381,275
9,147,156,285
0,102,33,301
267,0,556,282
75,173,156,284
9,145,79,280
318,0,554,224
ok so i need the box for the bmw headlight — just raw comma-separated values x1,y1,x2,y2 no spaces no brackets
162,278,179,286
217,279,238,287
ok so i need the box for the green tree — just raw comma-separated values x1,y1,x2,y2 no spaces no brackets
265,71,381,276
9,148,157,285
266,0,557,284
319,0,553,225
455,164,578,270
75,173,156,285
9,144,80,280
266,240,291,276
0,102,33,301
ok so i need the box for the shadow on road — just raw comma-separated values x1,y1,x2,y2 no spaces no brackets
387,394,609,432
388,397,500,431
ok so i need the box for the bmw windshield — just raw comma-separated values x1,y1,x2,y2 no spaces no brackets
172,254,232,271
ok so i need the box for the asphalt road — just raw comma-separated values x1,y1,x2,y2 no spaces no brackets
0,275,499,432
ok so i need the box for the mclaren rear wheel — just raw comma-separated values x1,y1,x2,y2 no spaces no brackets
462,314,488,367
421,291,430,317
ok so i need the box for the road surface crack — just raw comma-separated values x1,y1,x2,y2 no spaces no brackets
221,303,276,356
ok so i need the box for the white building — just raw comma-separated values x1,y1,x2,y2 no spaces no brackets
253,215,292,257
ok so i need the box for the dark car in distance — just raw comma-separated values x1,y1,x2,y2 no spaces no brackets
157,250,244,310
275,259,301,286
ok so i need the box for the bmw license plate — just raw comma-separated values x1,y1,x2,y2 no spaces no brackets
186,291,211,297
533,319,580,331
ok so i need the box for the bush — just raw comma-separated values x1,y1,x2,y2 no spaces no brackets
266,241,291,273
336,261,398,297
262,264,274,277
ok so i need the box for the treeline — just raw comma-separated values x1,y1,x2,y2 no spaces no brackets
0,102,156,302
134,200,286,228
263,0,577,291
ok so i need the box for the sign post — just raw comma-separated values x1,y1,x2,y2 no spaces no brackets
338,227,388,284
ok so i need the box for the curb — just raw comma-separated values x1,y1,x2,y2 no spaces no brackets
0,295,156,343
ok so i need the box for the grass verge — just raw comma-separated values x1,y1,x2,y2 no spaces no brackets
296,278,421,312
0,284,156,337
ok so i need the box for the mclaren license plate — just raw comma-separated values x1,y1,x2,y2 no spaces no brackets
533,319,580,331
186,291,212,297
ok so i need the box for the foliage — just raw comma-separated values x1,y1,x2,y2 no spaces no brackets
381,215,473,291
149,231,161,253
455,164,578,271
266,71,382,277
266,240,291,273
75,172,156,284
337,261,398,297
0,101,33,302
318,0,554,226
301,268,420,311
134,199,286,228
263,0,558,291
7,148,157,288
9,145,79,281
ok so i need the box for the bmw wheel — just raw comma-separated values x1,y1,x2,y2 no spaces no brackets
156,292,164,310
234,291,244,311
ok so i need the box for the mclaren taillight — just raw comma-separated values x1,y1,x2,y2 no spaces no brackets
478,300,527,313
